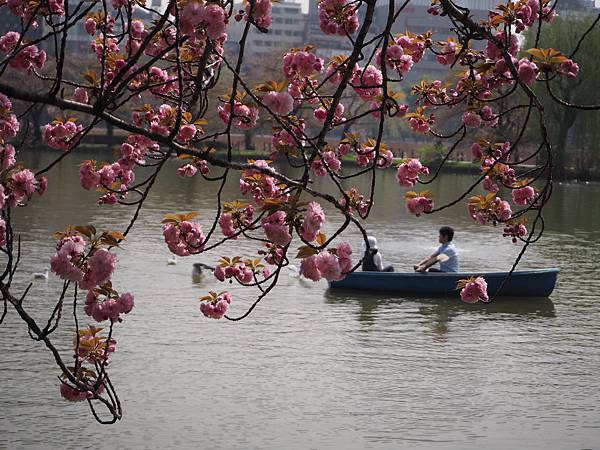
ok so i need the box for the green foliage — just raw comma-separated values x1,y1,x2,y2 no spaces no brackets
416,142,446,166
525,16,600,178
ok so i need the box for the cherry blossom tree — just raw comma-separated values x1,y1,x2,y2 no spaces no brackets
0,0,598,423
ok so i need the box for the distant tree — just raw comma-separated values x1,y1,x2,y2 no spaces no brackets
526,16,600,178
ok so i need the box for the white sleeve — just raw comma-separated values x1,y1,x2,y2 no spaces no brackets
373,252,384,271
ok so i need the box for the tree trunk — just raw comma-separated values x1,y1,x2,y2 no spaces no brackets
244,130,254,151
553,112,577,180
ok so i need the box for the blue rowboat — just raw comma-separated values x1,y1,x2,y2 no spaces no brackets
328,268,560,297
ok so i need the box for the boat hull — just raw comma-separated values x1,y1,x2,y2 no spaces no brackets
328,268,559,297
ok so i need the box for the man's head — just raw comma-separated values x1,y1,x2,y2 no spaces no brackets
438,226,454,244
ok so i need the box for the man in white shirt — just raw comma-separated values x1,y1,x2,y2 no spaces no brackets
414,226,459,273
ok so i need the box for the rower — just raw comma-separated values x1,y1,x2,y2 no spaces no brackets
414,226,459,273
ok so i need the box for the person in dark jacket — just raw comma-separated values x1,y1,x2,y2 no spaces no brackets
362,236,394,272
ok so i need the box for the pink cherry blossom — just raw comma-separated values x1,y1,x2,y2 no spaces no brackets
396,159,429,187
459,277,489,303
0,93,20,140
245,0,272,29
0,31,20,52
261,91,294,116
80,160,101,190
405,195,434,217
323,151,341,173
163,221,206,256
118,292,135,314
480,106,498,127
512,185,536,206
73,87,89,104
471,143,483,160
314,102,344,124
42,120,83,150
177,125,197,143
261,210,292,246
84,18,97,35
300,201,325,242
200,292,232,319
316,251,342,281
336,241,353,273
482,176,499,193
485,32,519,60
503,222,528,243
376,149,394,169
79,249,117,290
0,143,16,170
517,58,538,86
60,382,104,403
337,143,351,156
463,111,482,128
177,164,198,178
559,59,579,78
408,117,430,134
218,101,259,130
436,40,457,66
50,236,86,282
218,213,236,238
351,65,382,100
0,33,46,72
282,49,324,80
300,254,321,281
0,218,6,246
10,169,36,197
318,0,359,35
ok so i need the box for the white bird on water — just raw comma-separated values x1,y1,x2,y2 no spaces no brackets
167,256,177,265
33,268,49,280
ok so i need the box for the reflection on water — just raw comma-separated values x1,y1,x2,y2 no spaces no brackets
325,289,556,340
1,149,600,450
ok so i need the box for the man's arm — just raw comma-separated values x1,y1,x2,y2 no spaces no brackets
414,253,449,272
414,251,438,271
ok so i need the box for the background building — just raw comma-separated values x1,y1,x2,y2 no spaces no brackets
226,1,307,61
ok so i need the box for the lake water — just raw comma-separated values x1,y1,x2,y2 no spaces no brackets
1,150,600,449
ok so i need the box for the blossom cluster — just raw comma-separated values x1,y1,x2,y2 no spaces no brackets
396,159,429,188
299,242,353,282
200,291,232,319
50,227,134,322
218,202,255,239
339,187,371,217
318,0,359,36
404,191,434,217
468,193,512,225
213,256,269,285
42,119,84,151
0,31,46,71
239,159,288,206
162,219,206,257
458,277,490,303
0,98,47,225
